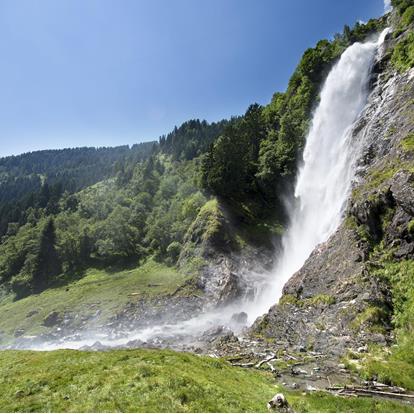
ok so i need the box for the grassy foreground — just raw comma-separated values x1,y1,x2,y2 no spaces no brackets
0,349,413,413
0,260,192,344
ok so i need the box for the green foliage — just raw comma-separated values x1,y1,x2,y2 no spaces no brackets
190,199,224,242
201,104,266,200
391,32,414,72
279,294,335,307
201,19,386,220
305,294,336,306
0,144,154,238
159,119,230,161
351,161,403,202
278,294,300,306
401,5,414,27
392,0,414,16
350,260,414,389
408,219,414,234
0,153,209,297
31,218,62,293
350,306,388,333
401,133,414,151
166,241,182,264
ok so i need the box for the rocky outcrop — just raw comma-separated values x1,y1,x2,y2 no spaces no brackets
251,32,414,356
178,198,276,307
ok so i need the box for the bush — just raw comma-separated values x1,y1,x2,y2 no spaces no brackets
166,241,182,264
391,32,414,72
401,5,414,27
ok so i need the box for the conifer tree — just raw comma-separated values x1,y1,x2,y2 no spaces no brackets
32,218,61,292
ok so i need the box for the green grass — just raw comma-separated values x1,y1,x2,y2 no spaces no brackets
346,260,414,390
350,306,388,333
197,199,223,241
278,293,335,307
285,389,414,413
401,6,414,29
0,349,277,412
305,294,336,306
0,349,413,413
0,260,191,343
354,350,414,391
401,133,414,152
351,159,414,202
408,219,414,234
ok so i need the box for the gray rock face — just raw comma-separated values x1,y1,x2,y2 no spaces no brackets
178,198,276,308
42,311,62,327
251,41,414,355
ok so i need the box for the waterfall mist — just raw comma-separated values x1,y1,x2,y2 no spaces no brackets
250,28,390,320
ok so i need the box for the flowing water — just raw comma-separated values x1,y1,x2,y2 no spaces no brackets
248,28,390,321
28,29,389,351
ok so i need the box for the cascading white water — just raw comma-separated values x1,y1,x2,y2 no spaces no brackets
251,28,390,320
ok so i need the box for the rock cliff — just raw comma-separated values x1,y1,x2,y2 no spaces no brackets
251,27,414,357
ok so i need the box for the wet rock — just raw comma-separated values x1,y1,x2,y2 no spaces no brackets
199,326,234,343
124,339,146,349
291,367,308,376
80,341,107,351
306,385,319,391
14,329,25,337
43,311,62,327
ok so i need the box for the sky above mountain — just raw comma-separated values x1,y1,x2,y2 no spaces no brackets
0,0,385,157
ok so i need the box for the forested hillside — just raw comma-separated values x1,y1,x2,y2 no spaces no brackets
0,16,388,303
0,143,155,238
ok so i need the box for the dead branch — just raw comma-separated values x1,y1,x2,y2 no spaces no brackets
255,353,276,368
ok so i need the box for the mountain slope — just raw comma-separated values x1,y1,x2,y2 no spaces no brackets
252,0,414,391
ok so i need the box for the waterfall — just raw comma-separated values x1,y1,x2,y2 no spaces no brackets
30,29,390,351
250,28,390,320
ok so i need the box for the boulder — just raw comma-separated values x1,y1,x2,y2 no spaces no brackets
42,311,62,327
267,393,293,413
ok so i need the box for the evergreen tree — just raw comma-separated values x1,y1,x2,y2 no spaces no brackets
32,218,62,292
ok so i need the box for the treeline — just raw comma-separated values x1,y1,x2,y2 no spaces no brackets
0,143,155,238
159,119,232,161
201,17,387,220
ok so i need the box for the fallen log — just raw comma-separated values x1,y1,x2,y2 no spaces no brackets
326,386,414,400
255,353,276,368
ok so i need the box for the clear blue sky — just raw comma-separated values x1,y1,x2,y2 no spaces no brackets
0,0,385,157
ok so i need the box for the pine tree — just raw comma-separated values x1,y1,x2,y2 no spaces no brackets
32,218,62,292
